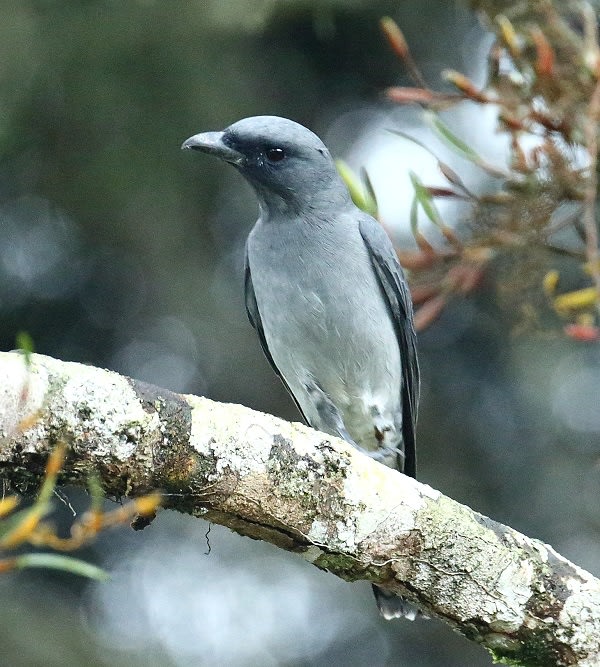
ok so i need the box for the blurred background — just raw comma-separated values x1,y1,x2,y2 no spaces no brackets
1,1,599,665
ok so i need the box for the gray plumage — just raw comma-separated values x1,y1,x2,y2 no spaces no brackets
182,116,420,619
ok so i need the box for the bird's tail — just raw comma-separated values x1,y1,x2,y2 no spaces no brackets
372,585,421,621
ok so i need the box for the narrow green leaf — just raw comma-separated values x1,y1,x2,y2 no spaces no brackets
37,466,59,506
15,331,35,367
15,553,109,580
410,194,419,236
336,159,366,210
409,171,444,227
389,128,474,194
359,167,378,217
424,112,507,178
424,111,479,160
387,128,437,157
15,331,35,354
336,160,378,216
87,475,105,513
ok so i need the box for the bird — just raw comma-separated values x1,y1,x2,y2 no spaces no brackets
182,115,420,620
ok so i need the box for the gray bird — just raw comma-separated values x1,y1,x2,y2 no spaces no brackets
182,116,420,620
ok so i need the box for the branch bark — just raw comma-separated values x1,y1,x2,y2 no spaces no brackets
0,352,599,666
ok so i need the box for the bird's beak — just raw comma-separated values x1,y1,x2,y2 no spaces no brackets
181,131,244,166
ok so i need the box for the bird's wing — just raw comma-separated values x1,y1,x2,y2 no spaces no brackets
358,215,419,478
244,243,309,423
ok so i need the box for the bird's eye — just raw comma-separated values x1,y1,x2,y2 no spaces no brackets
265,147,286,162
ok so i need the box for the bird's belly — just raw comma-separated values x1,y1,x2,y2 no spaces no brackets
255,271,402,453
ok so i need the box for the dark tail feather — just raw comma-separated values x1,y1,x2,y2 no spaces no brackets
372,585,420,621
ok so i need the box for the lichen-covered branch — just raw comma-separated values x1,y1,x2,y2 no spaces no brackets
0,352,599,666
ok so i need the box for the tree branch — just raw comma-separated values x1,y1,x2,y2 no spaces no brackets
0,352,599,666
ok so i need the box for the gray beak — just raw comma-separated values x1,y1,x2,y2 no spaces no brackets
181,131,244,165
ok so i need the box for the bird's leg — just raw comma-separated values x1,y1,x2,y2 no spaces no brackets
370,405,406,464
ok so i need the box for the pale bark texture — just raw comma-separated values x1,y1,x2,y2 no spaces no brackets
0,352,599,666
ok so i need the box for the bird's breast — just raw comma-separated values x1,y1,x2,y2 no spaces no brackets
248,219,379,354
247,219,403,452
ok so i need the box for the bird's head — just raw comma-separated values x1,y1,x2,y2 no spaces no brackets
182,116,350,214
